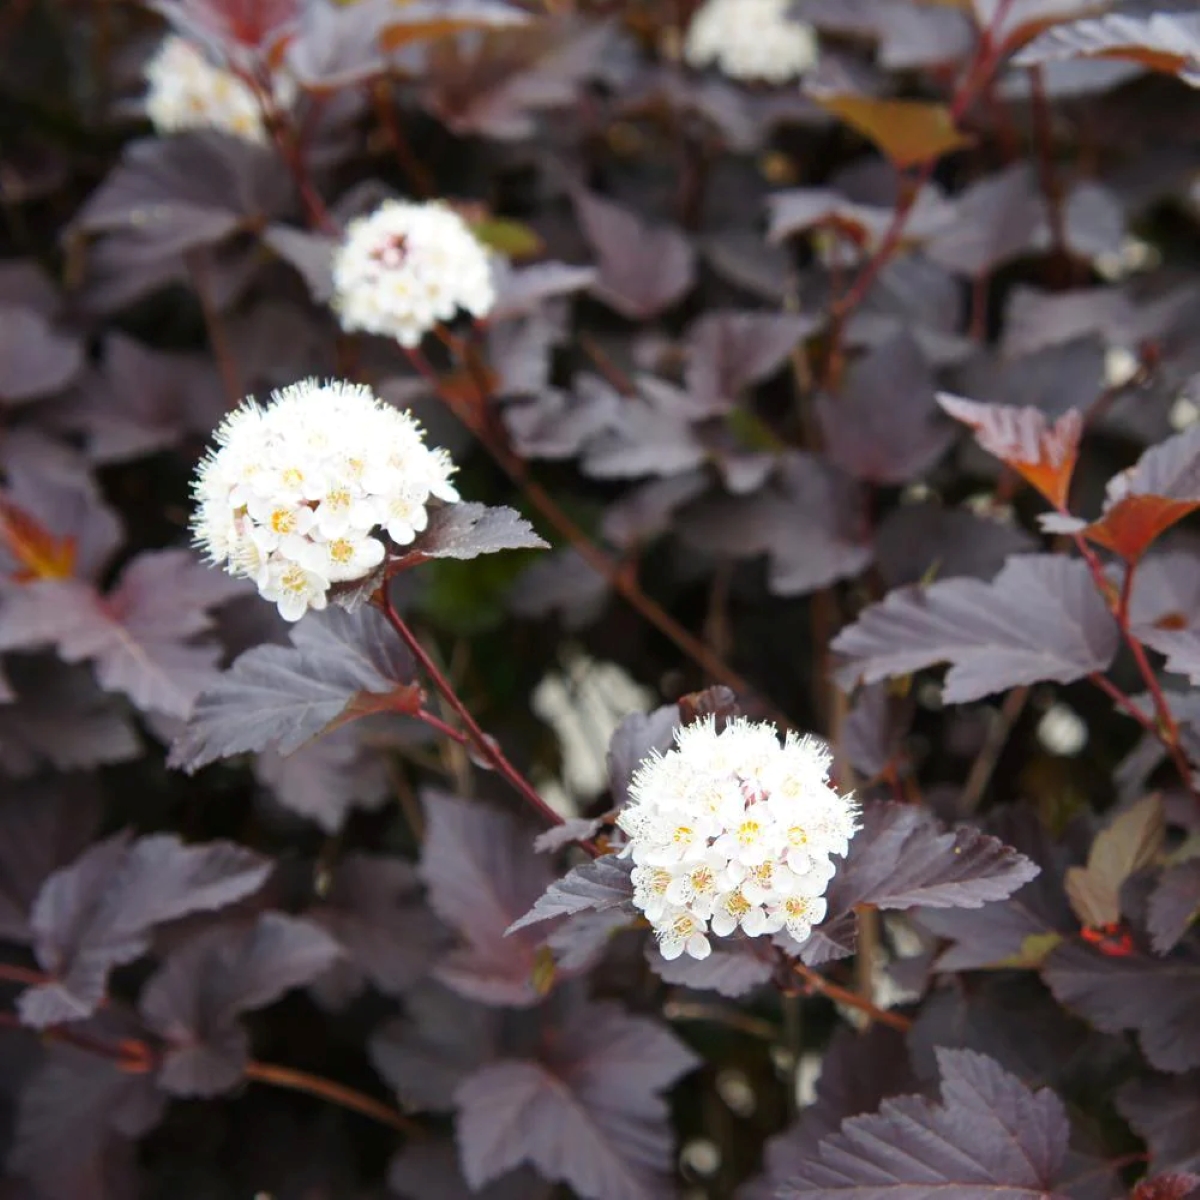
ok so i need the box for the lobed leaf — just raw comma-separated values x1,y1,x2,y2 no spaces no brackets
813,94,974,169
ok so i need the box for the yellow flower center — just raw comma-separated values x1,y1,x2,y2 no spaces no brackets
325,486,351,512
736,820,761,845
329,539,354,564
785,897,814,920
280,565,308,595
672,825,694,844
787,826,809,848
726,891,751,918
270,509,297,534
671,912,697,936
691,867,714,892
281,467,304,489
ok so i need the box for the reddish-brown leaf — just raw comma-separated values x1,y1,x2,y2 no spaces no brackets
0,499,76,582
938,393,1083,510
812,94,974,169
1082,495,1200,562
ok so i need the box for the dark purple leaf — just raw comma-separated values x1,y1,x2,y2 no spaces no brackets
817,331,954,484
263,224,336,302
646,936,773,998
679,452,873,596
843,682,913,779
139,913,342,1095
745,1024,916,1199
153,0,299,59
455,1000,697,1199
491,261,597,321
0,306,83,404
0,657,141,778
1042,940,1200,1072
170,604,417,769
875,502,1036,588
1148,861,1200,955
9,1039,163,1197
405,502,548,561
823,801,1039,922
607,704,680,808
925,163,1044,276
779,1048,1073,1199
684,310,816,413
0,777,101,943
285,0,389,89
501,376,619,461
767,185,954,249
532,816,607,853
1014,13,1200,88
832,555,1119,703
573,189,696,320
0,550,246,718
254,723,390,833
370,982,501,1113
1118,1073,1200,1174
509,549,610,631
308,853,442,1004
507,855,635,934
18,833,271,1027
64,335,225,464
1001,284,1134,358
420,790,556,1006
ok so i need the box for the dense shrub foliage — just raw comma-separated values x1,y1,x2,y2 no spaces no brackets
2,0,1200,1197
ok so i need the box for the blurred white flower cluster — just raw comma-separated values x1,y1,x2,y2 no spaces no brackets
143,35,292,143
684,0,819,84
191,379,458,621
332,200,497,347
619,717,857,961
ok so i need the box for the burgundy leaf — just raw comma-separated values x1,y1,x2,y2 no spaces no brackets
308,853,442,1004
263,224,336,302
0,306,83,404
1118,1073,1200,1174
684,310,815,413
767,185,954,249
0,657,141,778
139,913,342,1096
491,261,597,321
420,790,557,1006
0,777,101,943
745,1024,916,1199
832,555,1119,703
645,936,773,998
9,1038,163,1197
285,0,390,89
454,1001,697,1200
507,856,635,934
1042,940,1200,1072
573,189,696,320
679,452,873,597
0,549,247,718
606,704,681,808
152,0,299,59
1148,861,1200,955
509,549,610,632
780,1048,1072,1198
843,682,913,780
1014,13,1200,87
532,816,607,853
370,982,501,1113
170,604,417,769
404,502,548,561
388,1139,552,1200
875,502,1036,588
817,331,954,484
254,723,390,833
823,802,1040,920
18,833,271,1027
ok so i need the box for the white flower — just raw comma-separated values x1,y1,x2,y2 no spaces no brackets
617,717,857,961
191,378,458,621
332,200,497,347
684,0,819,84
143,35,294,143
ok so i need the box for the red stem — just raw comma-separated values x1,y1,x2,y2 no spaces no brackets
244,1060,420,1135
373,586,601,853
416,708,470,746
789,959,912,1033
1074,535,1197,794
1029,64,1069,274
826,0,1019,347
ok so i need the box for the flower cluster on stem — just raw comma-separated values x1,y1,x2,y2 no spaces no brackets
191,379,458,620
143,35,294,143
332,200,496,347
683,0,819,84
618,717,858,961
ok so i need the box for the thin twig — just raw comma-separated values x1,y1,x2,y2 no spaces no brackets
789,960,912,1032
662,999,780,1042
244,1060,421,1135
371,78,435,198
960,685,1030,814
1028,64,1070,281
186,249,243,406
374,585,601,852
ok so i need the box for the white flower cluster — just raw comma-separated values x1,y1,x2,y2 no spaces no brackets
684,0,819,84
191,379,459,621
143,35,293,144
331,201,497,347
619,718,857,961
